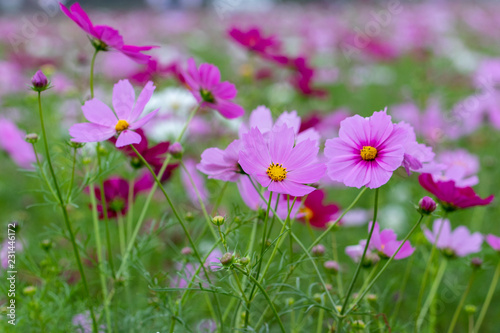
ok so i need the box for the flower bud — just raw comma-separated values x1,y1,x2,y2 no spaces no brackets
25,133,39,144
418,196,437,215
239,256,250,266
287,297,294,306
323,260,339,274
470,257,483,269
367,294,377,304
220,252,233,266
313,293,322,303
212,215,225,226
465,304,477,314
68,140,85,149
31,70,49,92
185,212,194,221
181,247,193,255
351,320,366,329
312,244,325,257
40,239,53,251
23,286,37,296
169,142,183,158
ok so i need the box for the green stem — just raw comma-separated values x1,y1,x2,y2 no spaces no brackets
117,213,126,256
332,233,344,298
89,49,98,98
391,252,414,322
448,270,476,333
126,178,134,242
66,147,77,203
416,259,448,331
89,183,113,333
210,182,228,216
31,143,58,201
234,266,286,333
339,188,379,329
37,92,98,332
474,260,500,332
345,214,425,316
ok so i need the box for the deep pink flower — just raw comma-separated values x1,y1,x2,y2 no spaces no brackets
486,234,500,251
109,129,178,182
129,59,183,85
239,125,325,196
297,189,340,229
418,196,437,215
59,2,155,64
369,222,415,260
289,56,328,97
228,27,280,54
418,173,494,211
69,80,158,148
184,58,244,119
0,118,36,169
424,219,483,257
90,173,153,219
197,139,243,182
324,110,407,189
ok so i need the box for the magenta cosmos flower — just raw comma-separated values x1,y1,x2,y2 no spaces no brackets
239,124,325,196
297,189,340,229
369,222,415,260
324,110,407,189
60,3,155,63
486,234,500,251
424,219,483,257
69,80,158,148
184,58,244,119
228,27,281,54
418,173,494,211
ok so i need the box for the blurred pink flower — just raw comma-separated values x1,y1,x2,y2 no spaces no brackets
239,125,325,196
486,234,500,251
397,121,437,176
228,26,281,54
369,222,415,260
0,118,36,169
433,149,479,187
324,110,406,189
60,2,156,63
424,219,483,257
69,80,158,147
184,58,244,119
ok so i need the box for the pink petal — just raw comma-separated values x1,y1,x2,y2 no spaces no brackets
269,124,294,164
115,130,142,147
69,123,115,142
199,63,221,89
249,106,273,133
112,79,135,120
284,139,319,170
129,109,158,130
286,163,326,184
82,98,117,126
268,180,315,196
213,100,245,119
130,81,156,122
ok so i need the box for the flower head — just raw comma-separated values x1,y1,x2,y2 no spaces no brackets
31,70,49,91
298,189,340,229
60,2,155,63
228,27,281,54
368,222,415,260
418,196,437,215
424,219,483,257
184,58,244,119
239,125,325,196
325,110,407,189
70,80,158,148
418,173,494,211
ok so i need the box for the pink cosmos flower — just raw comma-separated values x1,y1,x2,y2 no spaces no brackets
60,2,155,63
486,234,500,251
184,58,244,119
369,222,415,260
239,124,325,196
424,219,483,257
345,240,379,266
418,173,494,211
397,121,438,175
69,80,158,148
432,149,479,187
0,118,36,169
197,139,243,182
324,110,407,189
297,189,340,229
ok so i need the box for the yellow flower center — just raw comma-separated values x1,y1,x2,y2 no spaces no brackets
266,162,287,182
300,207,314,220
360,146,378,161
115,119,129,132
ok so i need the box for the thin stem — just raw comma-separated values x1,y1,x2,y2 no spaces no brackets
126,178,134,242
416,258,448,331
89,183,113,333
210,181,228,216
474,260,500,332
89,49,98,98
448,270,476,333
37,91,98,332
31,143,58,201
66,147,78,203
117,213,126,256
345,214,425,316
331,233,344,298
234,266,286,333
391,252,415,322
339,188,379,326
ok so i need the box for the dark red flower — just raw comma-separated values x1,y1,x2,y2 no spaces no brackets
298,189,340,229
129,59,186,85
289,57,328,97
109,129,178,182
418,173,494,211
91,173,153,219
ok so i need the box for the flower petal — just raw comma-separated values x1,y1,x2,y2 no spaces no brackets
69,122,115,142
82,98,117,126
112,80,136,120
115,130,142,147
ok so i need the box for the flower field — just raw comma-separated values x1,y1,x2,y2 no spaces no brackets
0,1,499,332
